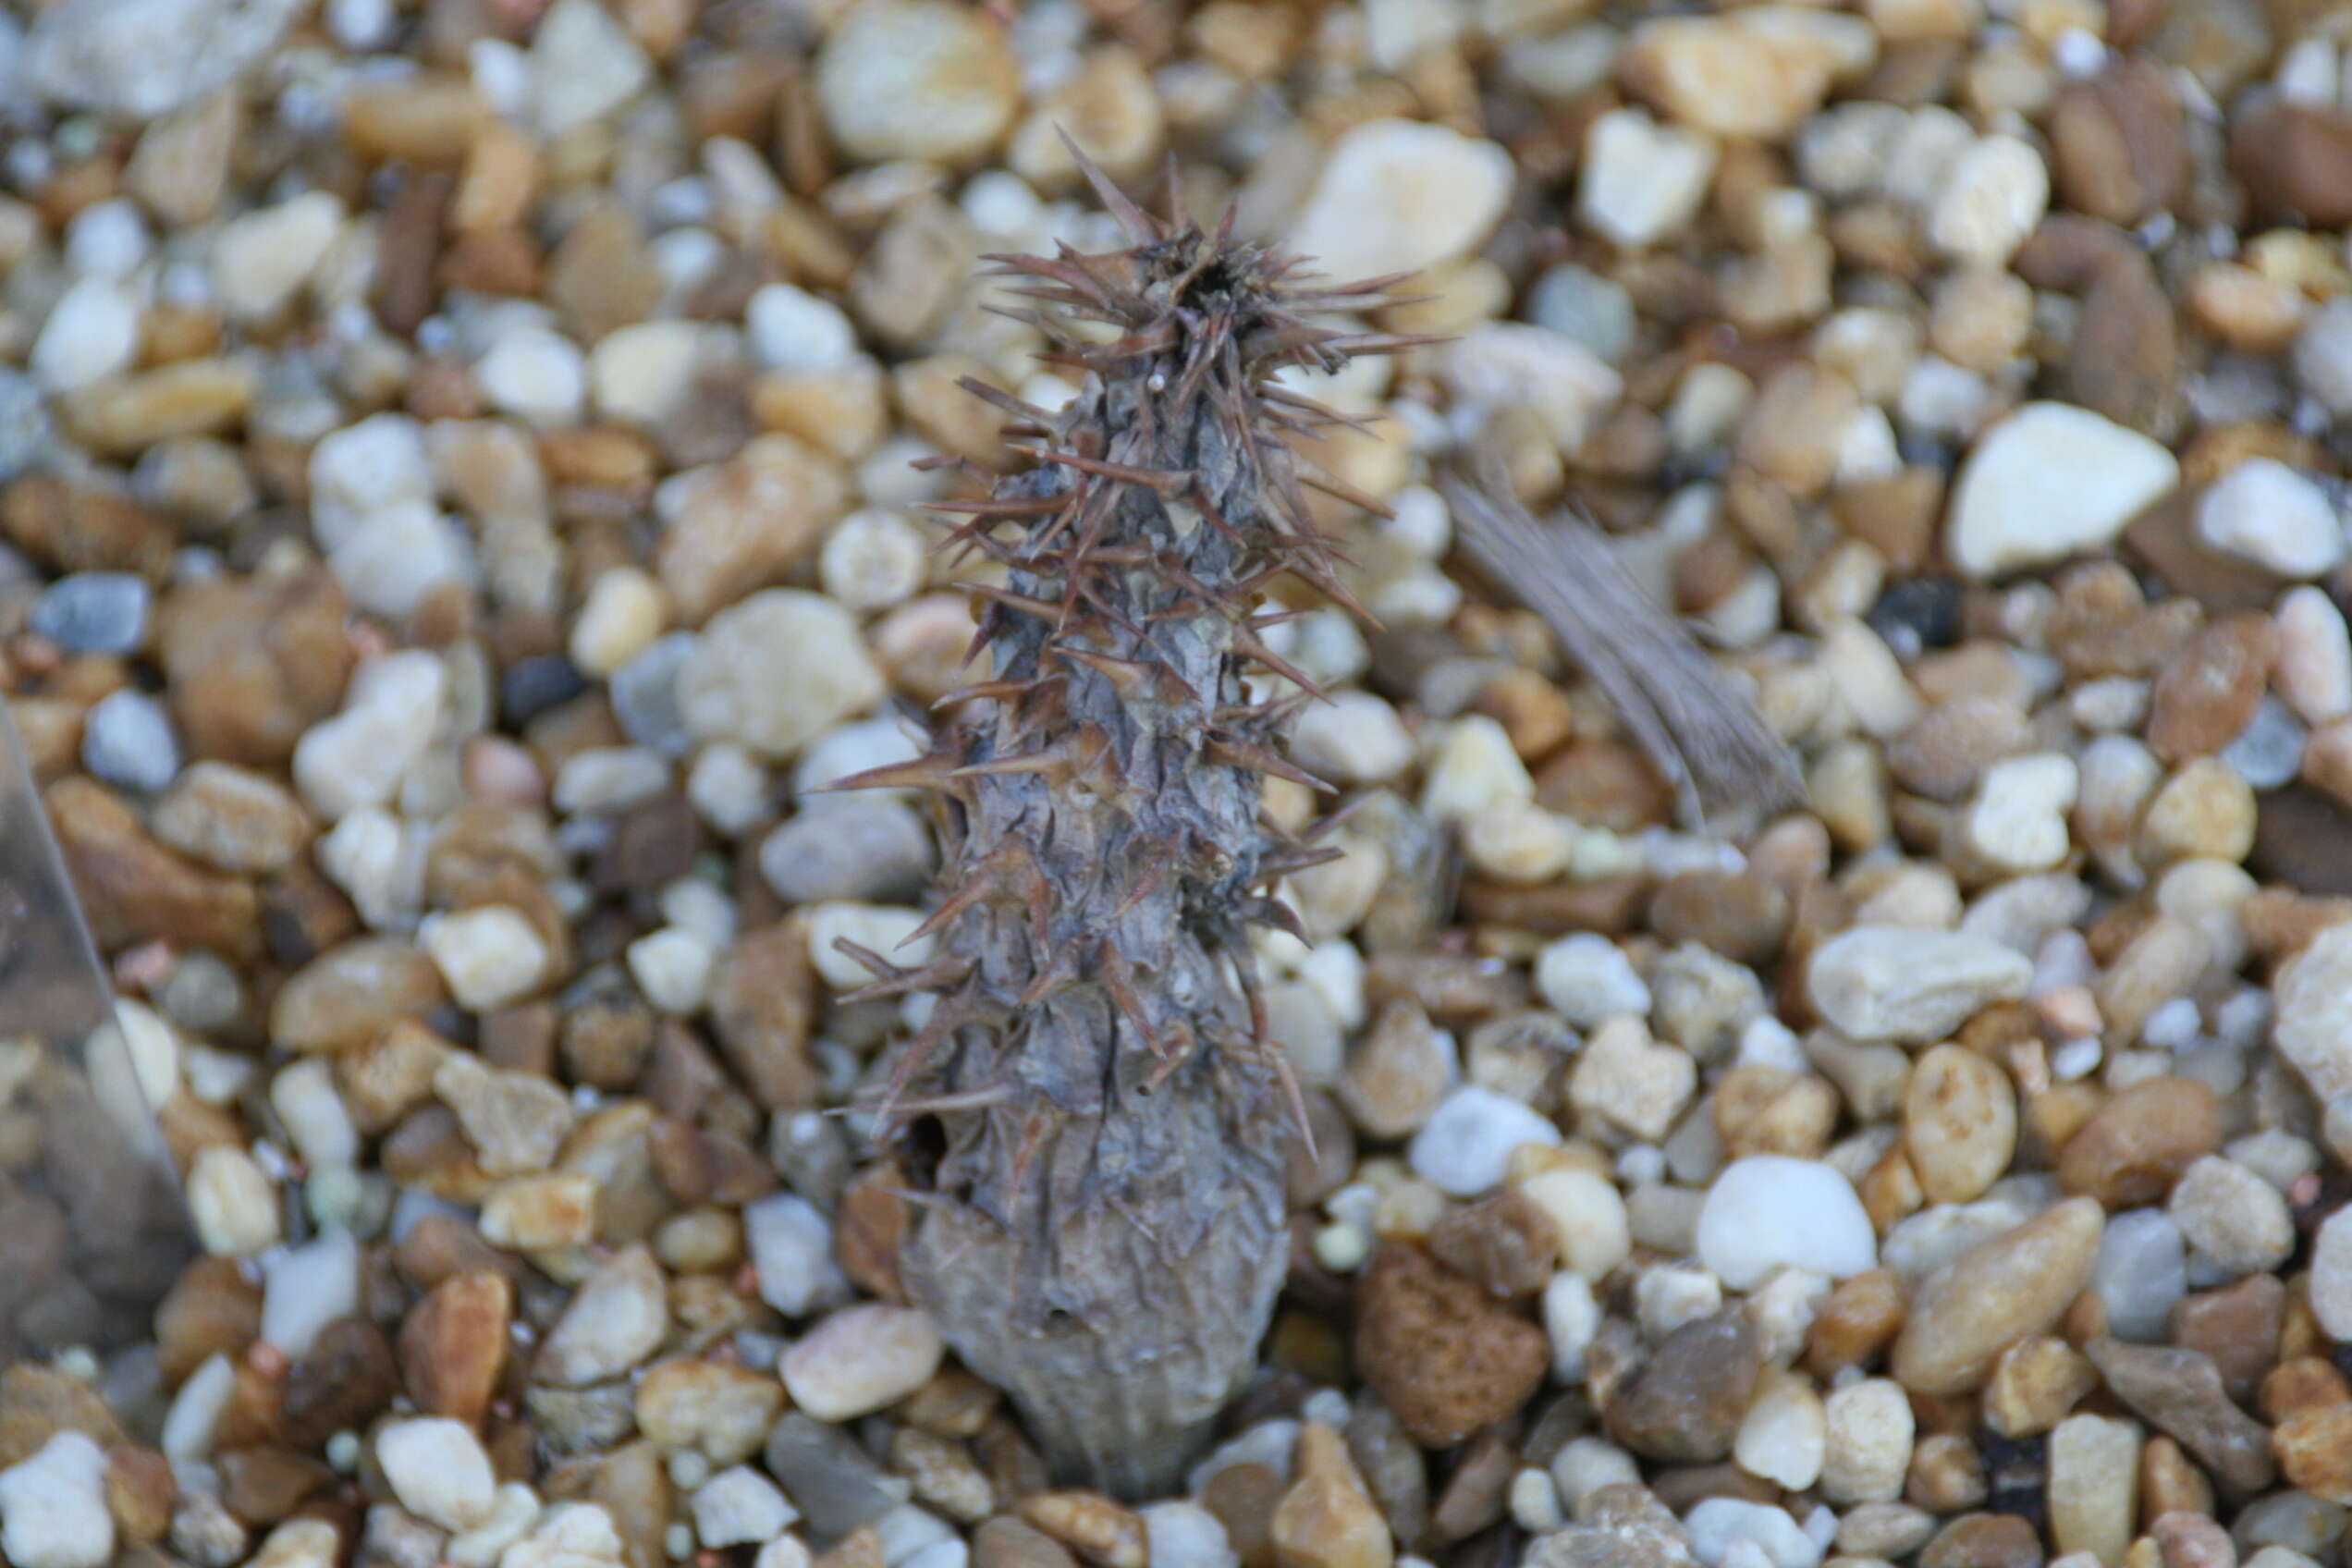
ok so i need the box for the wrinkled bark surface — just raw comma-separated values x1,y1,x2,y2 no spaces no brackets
839,167,1401,1495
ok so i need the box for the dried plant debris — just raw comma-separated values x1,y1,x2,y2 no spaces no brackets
1442,468,1806,833
834,157,1408,1496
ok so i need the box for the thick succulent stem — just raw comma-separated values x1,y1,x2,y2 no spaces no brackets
841,166,1399,1495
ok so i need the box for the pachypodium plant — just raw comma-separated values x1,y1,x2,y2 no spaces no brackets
833,155,1411,1495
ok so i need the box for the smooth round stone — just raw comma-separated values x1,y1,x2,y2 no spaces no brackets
1406,1086,1562,1197
1945,402,2181,579
758,797,934,905
1696,1157,1878,1291
81,688,180,792
609,632,700,755
31,571,151,654
1527,263,1639,365
2093,1207,2187,1342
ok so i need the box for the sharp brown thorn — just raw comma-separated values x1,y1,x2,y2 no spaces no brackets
1059,126,1164,245
1006,1105,1053,1205
1225,937,1317,1158
920,495,1066,516
1258,843,1347,879
1011,446,1194,496
1050,642,1156,699
869,984,966,1129
1239,894,1312,946
836,950,977,1006
1110,839,1180,920
1232,626,1331,703
968,582,1068,627
1095,938,1161,1060
1295,464,1397,521
1207,732,1333,792
956,376,1054,425
819,751,960,795
907,877,996,944
858,1085,1014,1118
930,677,1036,710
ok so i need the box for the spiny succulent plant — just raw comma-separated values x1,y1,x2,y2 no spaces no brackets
831,157,1412,1495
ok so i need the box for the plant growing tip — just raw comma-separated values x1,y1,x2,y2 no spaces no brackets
839,145,1411,1495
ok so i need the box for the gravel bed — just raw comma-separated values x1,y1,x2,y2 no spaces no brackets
4,0,2352,1565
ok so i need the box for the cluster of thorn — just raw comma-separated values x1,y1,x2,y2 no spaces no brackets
828,153,1419,1219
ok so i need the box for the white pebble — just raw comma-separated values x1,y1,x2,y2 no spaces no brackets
1928,134,2049,265
1685,1497,1824,1568
31,276,139,392
2196,459,2346,579
376,1418,498,1531
423,904,551,1011
1945,402,2181,579
780,1305,945,1422
818,509,927,613
211,192,342,322
746,284,859,374
1291,691,1414,784
1577,107,1719,250
1406,1085,1563,1197
1696,1157,1878,1291
475,325,586,426
570,566,668,679
628,925,718,1015
807,902,936,990
261,1226,360,1358
743,1191,851,1317
187,1145,281,1256
1288,117,1513,281
692,1467,799,1548
0,1433,112,1568
1536,934,1651,1027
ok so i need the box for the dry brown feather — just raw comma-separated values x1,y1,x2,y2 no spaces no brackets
1439,462,1806,832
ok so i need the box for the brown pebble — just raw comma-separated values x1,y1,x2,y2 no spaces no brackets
0,1365,127,1471
974,1516,1080,1568
104,1445,177,1547
1426,1427,1514,1549
2232,96,2352,227
2067,248,2180,436
2056,1077,2222,1207
1016,1491,1147,1568
1892,1197,2105,1395
2168,1273,2284,1407
156,568,353,767
1985,1335,2098,1439
2258,1356,2351,1424
2050,61,2186,226
1354,1244,1550,1450
2085,1338,2277,1500
1907,1432,1989,1513
1270,1422,1393,1568
278,1317,400,1451
2140,1435,2216,1525
218,1445,336,1525
154,1256,263,1385
1427,1189,1560,1299
2147,613,2278,763
1807,1269,1906,1379
1645,871,1789,966
1919,1512,2045,1568
398,1269,512,1427
1889,698,2032,802
1201,1462,1283,1568
2151,1510,2236,1568
2272,1403,2352,1504
1605,1307,1764,1463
